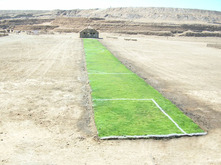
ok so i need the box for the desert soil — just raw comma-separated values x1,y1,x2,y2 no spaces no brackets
0,33,221,165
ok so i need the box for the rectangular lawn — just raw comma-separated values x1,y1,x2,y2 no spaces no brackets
83,38,206,139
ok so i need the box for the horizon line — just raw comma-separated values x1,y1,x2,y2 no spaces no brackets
0,6,220,12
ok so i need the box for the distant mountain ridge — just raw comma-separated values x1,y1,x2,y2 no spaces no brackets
0,7,221,24
1,7,221,37
54,7,221,24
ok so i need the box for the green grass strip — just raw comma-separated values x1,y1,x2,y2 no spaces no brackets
83,39,205,138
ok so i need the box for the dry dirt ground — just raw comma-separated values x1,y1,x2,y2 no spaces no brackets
0,33,221,165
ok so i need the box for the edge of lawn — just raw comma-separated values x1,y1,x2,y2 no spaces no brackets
83,38,207,139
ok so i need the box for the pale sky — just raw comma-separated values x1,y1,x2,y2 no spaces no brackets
0,0,220,11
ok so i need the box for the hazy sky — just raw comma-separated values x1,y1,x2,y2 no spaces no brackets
0,0,220,11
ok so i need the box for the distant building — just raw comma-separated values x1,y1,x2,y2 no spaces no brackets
80,28,99,38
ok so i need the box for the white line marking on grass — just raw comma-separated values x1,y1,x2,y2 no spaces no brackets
93,98,152,101
100,132,207,140
93,98,187,134
151,99,187,134
88,73,134,75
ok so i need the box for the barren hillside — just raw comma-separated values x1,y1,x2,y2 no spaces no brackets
1,7,221,23
0,7,221,37
58,7,221,24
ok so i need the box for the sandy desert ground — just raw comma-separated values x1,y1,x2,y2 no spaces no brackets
0,33,221,165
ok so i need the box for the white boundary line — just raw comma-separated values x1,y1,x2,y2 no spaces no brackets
93,98,201,136
151,99,186,134
88,73,134,75
88,70,134,75
100,132,207,140
93,98,152,101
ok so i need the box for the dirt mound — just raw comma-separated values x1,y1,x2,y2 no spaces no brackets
207,44,221,49
0,18,54,29
0,28,8,36
14,25,58,31
181,31,221,37
0,33,8,37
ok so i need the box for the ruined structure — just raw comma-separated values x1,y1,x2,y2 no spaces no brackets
80,28,99,38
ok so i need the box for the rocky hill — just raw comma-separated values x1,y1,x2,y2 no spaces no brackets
56,7,221,24
0,7,221,37
1,8,221,24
